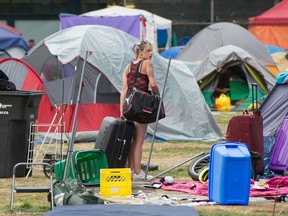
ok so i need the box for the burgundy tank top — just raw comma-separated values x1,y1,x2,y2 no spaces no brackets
127,61,149,92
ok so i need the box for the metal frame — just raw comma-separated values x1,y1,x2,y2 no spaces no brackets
10,162,54,212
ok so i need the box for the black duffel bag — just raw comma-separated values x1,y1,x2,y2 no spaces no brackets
123,87,165,124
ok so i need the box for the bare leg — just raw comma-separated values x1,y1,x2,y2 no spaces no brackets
128,136,135,172
130,122,147,175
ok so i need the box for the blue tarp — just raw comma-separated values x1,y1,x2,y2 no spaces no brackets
0,27,29,51
160,47,181,59
264,44,286,55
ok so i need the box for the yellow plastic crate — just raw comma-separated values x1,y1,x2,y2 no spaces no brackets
100,168,131,197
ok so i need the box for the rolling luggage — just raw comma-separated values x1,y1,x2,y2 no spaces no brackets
226,83,264,175
94,116,134,168
268,116,288,174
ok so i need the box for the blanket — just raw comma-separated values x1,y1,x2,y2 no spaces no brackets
160,176,288,197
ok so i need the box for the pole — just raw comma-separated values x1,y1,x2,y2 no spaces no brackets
63,51,89,181
144,56,172,181
210,0,215,23
148,152,206,182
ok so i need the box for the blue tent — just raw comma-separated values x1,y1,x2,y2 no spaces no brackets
0,27,29,52
264,44,286,55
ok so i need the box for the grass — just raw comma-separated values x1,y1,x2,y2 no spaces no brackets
1,112,287,215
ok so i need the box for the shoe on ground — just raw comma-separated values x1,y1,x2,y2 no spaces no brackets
132,170,153,181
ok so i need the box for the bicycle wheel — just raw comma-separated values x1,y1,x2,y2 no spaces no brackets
43,159,56,178
188,152,210,181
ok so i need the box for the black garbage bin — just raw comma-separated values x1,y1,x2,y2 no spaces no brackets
0,91,44,178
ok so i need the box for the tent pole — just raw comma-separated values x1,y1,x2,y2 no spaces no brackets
148,152,206,182
63,51,89,181
144,56,172,181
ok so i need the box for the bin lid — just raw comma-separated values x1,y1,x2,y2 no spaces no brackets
0,90,45,96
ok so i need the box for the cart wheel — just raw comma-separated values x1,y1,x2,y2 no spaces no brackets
43,159,56,178
188,153,210,181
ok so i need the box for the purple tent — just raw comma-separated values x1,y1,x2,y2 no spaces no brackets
60,14,140,39
0,27,29,51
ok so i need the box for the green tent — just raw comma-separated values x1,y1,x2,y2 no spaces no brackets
191,45,276,110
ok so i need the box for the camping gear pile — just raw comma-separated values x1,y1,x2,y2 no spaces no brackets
3,3,288,214
51,178,105,206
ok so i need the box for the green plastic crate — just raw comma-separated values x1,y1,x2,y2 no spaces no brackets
54,149,108,186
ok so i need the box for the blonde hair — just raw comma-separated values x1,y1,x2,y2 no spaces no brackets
133,40,153,58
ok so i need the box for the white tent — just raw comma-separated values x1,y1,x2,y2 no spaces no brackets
81,6,172,50
20,25,223,141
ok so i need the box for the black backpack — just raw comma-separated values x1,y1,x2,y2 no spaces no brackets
0,70,16,91
0,80,16,91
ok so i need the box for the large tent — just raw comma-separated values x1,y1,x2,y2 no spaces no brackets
248,0,288,50
0,25,223,142
260,73,288,156
177,22,278,76
80,6,172,50
192,45,276,109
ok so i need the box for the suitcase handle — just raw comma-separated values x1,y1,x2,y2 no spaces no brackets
117,139,126,160
251,83,258,111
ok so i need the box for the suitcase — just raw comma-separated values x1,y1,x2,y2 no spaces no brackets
94,116,134,168
268,116,288,174
226,83,264,175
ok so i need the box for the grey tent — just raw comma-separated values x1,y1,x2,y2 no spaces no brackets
192,45,275,109
260,73,288,155
177,22,278,76
2,25,223,141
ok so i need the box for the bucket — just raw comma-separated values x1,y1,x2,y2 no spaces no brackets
208,142,251,205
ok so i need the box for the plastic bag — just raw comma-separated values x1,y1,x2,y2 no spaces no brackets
215,93,231,112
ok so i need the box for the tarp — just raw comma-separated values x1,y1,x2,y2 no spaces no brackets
264,44,286,54
192,45,275,109
2,25,223,142
271,52,288,73
81,6,172,50
0,27,29,54
177,22,278,76
160,47,181,59
0,21,22,35
45,204,199,216
248,0,288,50
60,14,141,39
263,44,288,73
0,25,29,59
